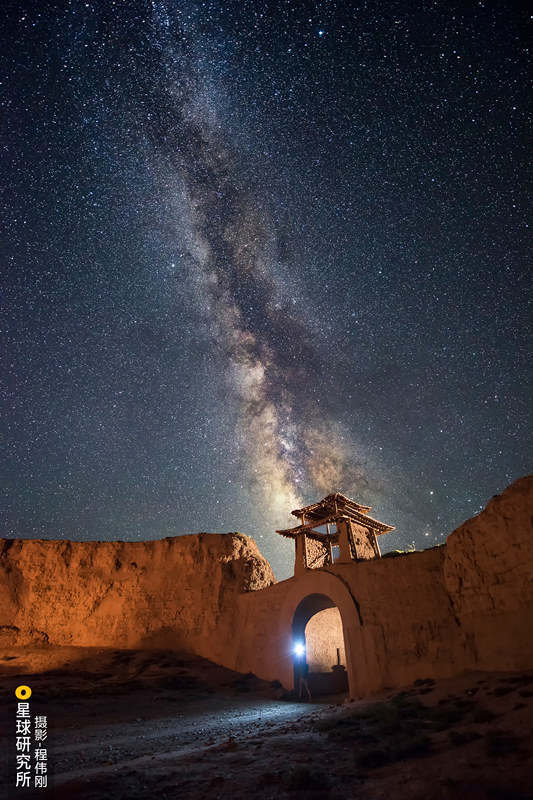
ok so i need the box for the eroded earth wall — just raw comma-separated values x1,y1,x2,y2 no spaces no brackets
443,474,533,672
0,533,275,666
1,475,531,694
231,475,533,694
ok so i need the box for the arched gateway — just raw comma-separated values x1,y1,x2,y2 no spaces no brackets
277,568,368,697
274,493,394,697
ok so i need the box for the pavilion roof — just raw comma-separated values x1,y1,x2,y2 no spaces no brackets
291,492,371,522
277,492,395,538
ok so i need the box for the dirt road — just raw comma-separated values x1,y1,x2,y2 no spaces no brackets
1,646,532,800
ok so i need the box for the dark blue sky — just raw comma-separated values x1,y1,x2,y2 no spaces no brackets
3,0,531,578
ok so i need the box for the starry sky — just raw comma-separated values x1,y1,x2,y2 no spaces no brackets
3,0,532,579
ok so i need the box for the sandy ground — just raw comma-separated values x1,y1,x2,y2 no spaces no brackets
1,646,532,800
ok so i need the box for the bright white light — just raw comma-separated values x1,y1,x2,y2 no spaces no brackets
293,642,305,657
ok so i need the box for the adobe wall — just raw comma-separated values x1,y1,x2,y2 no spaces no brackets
0,475,531,697
444,474,533,672
0,533,275,667
305,608,346,672
229,474,533,695
230,548,463,695
333,546,465,692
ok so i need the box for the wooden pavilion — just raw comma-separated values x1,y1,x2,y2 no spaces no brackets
276,492,394,575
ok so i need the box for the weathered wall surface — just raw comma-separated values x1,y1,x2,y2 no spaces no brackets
305,608,346,672
230,474,533,696
443,474,533,672
0,533,275,666
1,475,531,696
335,546,466,692
230,546,464,695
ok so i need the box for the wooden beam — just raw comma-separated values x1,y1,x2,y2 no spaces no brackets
307,551,328,570
276,514,343,536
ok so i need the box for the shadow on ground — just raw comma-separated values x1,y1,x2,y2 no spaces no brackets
1,646,532,800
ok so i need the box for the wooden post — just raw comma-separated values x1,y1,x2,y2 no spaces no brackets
327,537,333,565
347,519,357,559
294,535,307,575
336,517,353,563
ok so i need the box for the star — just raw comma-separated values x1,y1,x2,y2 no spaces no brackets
1,0,530,580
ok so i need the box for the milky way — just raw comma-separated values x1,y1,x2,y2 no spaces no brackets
3,1,531,577
141,15,377,522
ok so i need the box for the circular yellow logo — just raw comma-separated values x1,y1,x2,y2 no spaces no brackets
15,685,32,700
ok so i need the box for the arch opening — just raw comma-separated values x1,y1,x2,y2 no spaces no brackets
292,593,349,697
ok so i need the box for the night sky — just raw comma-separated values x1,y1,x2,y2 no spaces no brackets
3,0,532,579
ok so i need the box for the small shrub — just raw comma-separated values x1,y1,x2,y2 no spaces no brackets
484,730,525,758
395,735,432,760
448,729,482,746
316,696,425,740
453,699,475,711
501,674,533,687
492,686,514,697
258,770,278,786
381,550,409,559
471,707,498,724
285,765,330,791
426,706,465,731
356,736,432,770
357,748,391,769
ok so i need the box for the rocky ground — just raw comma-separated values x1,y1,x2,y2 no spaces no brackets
1,646,532,800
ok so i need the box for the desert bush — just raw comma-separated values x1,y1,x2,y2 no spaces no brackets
285,765,330,791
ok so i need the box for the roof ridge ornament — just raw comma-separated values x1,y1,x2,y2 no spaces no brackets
276,493,394,575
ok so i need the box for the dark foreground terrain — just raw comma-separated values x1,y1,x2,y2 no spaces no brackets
1,646,532,800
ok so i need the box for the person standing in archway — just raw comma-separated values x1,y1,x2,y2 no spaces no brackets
294,644,312,701
298,659,312,701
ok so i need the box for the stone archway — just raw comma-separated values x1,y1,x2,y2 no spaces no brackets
277,569,369,698
292,593,348,695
